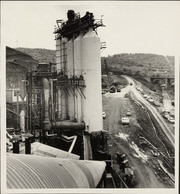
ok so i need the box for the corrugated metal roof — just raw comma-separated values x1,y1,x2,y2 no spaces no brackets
31,142,80,160
7,154,106,188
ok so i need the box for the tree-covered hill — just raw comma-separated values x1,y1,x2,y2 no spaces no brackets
6,46,38,88
101,53,174,78
7,46,175,89
17,47,56,63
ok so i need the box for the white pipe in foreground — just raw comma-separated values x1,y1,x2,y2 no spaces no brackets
61,134,77,153
20,108,26,133
42,78,50,131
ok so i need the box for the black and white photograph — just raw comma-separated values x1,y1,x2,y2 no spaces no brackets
1,1,179,193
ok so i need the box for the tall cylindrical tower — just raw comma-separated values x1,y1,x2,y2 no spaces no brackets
56,38,62,119
61,38,68,120
74,34,83,123
67,38,75,120
56,37,69,120
82,28,103,132
56,39,61,75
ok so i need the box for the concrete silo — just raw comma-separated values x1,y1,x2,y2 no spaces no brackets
74,33,83,123
82,28,103,132
67,38,75,120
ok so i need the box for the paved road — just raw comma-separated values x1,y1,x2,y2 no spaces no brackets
162,89,173,111
122,76,174,146
103,84,164,187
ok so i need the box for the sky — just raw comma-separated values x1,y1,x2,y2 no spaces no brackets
1,1,180,57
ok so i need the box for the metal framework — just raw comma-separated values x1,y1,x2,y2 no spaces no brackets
26,63,57,133
54,11,105,40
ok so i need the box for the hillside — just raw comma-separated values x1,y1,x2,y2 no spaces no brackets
17,47,56,63
102,53,175,78
6,61,28,88
7,47,175,89
15,48,175,79
6,46,38,88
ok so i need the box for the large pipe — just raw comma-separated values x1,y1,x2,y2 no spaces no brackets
57,88,62,120
56,39,61,75
52,121,85,130
42,120,85,131
42,77,50,131
61,90,68,120
56,38,68,120
20,108,25,132
56,38,62,119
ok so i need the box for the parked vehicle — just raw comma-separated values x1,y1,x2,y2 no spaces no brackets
143,94,148,98
102,112,106,119
148,97,154,103
153,101,160,107
168,117,175,124
163,112,169,119
163,109,170,114
125,110,131,116
151,150,160,157
117,88,121,92
122,117,130,125
109,86,116,93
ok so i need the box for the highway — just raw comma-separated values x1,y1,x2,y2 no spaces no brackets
122,75,174,147
103,78,165,188
162,89,173,111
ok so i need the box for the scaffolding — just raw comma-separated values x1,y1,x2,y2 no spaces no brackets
54,11,105,40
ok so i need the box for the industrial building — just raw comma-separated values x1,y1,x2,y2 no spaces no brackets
6,10,127,189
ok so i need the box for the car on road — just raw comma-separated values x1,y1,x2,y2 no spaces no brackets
109,90,115,93
168,116,175,124
130,82,133,86
102,112,106,119
109,86,116,93
122,117,130,125
117,88,121,92
163,112,169,119
153,101,160,107
163,108,170,113
151,150,160,157
143,94,148,98
140,90,144,95
125,109,131,116
148,97,154,103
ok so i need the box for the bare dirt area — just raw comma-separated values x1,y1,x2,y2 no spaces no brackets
102,90,175,188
